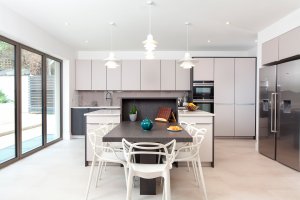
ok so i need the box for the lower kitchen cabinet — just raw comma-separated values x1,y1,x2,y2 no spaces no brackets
235,105,255,137
71,108,100,136
214,104,235,137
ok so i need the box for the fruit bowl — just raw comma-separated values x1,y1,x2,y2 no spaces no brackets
185,103,199,111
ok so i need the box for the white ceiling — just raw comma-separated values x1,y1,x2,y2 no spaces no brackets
1,0,300,51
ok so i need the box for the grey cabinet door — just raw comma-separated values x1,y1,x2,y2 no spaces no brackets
141,60,161,90
107,65,121,90
122,60,141,91
262,38,279,65
71,108,88,135
75,60,92,90
176,62,191,91
92,60,106,90
235,105,255,137
214,104,235,136
161,60,176,90
214,58,234,104
193,58,214,81
235,58,256,104
279,27,300,60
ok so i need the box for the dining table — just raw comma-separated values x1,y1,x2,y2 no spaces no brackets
102,121,193,195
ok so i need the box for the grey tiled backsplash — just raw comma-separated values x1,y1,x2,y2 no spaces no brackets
73,91,188,107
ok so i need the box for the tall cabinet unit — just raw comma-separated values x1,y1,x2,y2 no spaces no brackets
234,58,256,137
75,60,92,90
214,58,256,137
122,60,141,90
141,60,161,90
214,58,235,136
161,60,176,90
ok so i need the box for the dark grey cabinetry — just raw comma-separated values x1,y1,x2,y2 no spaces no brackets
71,108,100,135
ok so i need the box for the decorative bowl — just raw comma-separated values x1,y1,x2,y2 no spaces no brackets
140,118,153,131
185,105,199,111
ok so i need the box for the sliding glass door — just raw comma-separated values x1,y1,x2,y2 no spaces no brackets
46,58,61,143
21,49,43,154
0,40,16,164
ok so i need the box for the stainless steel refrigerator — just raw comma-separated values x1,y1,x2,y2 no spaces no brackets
259,59,300,171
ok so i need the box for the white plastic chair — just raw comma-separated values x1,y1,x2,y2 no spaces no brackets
122,139,176,200
174,126,208,200
85,125,127,200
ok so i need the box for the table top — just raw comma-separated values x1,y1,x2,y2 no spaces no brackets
103,121,192,143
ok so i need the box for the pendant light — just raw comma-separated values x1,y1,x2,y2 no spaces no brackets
179,22,196,69
105,22,120,68
143,1,157,59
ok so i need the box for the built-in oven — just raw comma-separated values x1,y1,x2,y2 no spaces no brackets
193,99,214,113
193,81,214,113
193,81,214,100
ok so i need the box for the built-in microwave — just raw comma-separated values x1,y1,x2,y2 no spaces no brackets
193,81,214,100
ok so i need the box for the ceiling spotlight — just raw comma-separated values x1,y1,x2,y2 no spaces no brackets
84,40,89,44
64,22,70,26
226,21,230,25
207,40,211,43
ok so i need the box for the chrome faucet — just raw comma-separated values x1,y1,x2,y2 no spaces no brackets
105,91,113,106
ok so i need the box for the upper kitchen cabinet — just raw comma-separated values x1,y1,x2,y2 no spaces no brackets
214,58,234,104
107,65,121,90
262,38,279,65
91,60,106,90
176,62,191,91
193,58,214,81
75,60,92,90
141,60,161,90
161,60,176,90
235,58,256,104
279,27,300,60
122,60,141,91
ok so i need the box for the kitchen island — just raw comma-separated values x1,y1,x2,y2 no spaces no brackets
178,110,215,167
84,109,121,166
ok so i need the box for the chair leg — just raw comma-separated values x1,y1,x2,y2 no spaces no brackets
197,157,208,200
123,165,128,188
85,155,96,200
95,161,102,188
191,161,199,185
162,177,165,200
126,169,134,200
163,171,171,200
187,161,190,172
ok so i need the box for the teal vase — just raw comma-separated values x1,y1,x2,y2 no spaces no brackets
141,118,153,131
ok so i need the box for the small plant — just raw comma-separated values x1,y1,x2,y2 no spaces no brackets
0,90,10,103
129,104,138,114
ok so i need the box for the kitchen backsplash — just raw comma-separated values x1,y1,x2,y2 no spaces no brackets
72,91,189,107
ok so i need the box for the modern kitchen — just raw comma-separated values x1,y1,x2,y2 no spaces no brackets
0,1,300,200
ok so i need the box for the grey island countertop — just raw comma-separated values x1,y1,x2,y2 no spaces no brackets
84,109,121,116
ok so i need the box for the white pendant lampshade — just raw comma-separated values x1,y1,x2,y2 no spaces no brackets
179,22,196,69
105,22,120,68
104,52,120,68
143,1,157,59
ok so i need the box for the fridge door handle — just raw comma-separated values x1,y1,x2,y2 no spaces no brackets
271,93,275,133
274,93,278,132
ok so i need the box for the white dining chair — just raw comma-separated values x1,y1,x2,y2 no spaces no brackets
174,126,208,200
85,125,128,200
122,139,176,200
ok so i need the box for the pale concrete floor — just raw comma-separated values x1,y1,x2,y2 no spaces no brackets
0,139,300,200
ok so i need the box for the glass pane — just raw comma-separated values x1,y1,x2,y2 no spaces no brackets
21,49,42,154
0,40,16,163
46,58,60,143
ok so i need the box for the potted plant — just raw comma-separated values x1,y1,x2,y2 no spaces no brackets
129,104,138,121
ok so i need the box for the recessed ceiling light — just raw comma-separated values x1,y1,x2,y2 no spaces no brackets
254,40,258,43
225,21,230,25
64,22,70,26
207,40,211,43
84,40,89,44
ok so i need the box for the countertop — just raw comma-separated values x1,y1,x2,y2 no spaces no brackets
71,106,120,109
84,109,121,116
178,110,215,117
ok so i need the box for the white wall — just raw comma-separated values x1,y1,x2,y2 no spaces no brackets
0,3,76,139
77,50,256,60
256,8,300,150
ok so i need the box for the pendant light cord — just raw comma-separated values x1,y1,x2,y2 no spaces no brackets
148,3,152,34
186,23,189,52
110,24,113,52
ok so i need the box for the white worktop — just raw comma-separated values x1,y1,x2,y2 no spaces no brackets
178,110,215,117
71,106,120,109
84,109,121,116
